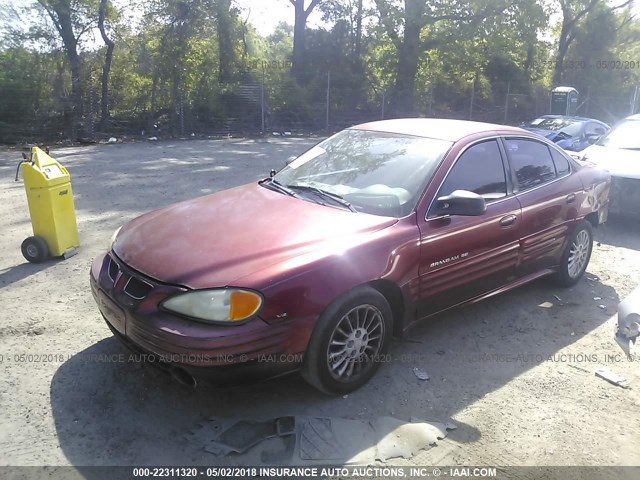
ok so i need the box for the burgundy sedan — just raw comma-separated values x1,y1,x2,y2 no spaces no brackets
90,119,610,394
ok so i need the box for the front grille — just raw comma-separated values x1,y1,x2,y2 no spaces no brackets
106,254,154,301
124,276,153,299
107,256,119,282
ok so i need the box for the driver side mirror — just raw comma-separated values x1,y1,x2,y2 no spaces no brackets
433,190,487,217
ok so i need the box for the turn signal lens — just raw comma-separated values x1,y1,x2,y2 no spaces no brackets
229,290,262,320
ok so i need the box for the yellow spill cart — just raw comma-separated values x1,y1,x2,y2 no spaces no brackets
16,146,80,263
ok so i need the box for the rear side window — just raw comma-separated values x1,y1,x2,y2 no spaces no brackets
550,147,570,175
505,138,557,191
438,140,506,200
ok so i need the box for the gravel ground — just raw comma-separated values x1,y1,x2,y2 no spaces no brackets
0,138,639,472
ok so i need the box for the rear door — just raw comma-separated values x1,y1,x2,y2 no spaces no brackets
502,137,583,276
415,139,522,318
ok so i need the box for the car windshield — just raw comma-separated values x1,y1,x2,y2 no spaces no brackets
526,117,582,136
273,129,452,217
596,119,640,150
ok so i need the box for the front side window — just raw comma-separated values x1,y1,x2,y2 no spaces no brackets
437,140,507,201
274,129,452,217
505,138,557,191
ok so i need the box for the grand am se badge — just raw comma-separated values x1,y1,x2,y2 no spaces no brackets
430,252,469,268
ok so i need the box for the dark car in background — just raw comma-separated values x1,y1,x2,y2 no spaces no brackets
522,115,610,152
90,119,611,395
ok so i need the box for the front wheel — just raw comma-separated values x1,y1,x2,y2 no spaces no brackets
554,220,593,287
301,287,393,395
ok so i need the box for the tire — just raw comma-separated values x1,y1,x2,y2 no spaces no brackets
21,236,49,263
301,286,393,395
553,220,593,287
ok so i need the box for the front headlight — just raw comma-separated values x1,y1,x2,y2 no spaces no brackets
161,288,263,324
109,226,122,249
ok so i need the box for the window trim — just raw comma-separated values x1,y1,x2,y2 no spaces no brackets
501,136,572,195
426,136,512,221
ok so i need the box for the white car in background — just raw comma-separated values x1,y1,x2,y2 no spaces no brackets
576,114,640,217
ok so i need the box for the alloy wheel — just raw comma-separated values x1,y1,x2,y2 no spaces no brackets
326,304,384,382
568,229,590,278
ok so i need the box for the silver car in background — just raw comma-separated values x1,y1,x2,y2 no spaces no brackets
576,114,640,218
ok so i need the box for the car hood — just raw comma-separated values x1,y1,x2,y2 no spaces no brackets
580,144,640,180
113,183,398,288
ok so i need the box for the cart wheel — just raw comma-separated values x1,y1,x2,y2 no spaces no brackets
21,236,49,263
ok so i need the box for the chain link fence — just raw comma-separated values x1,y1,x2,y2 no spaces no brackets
2,69,639,144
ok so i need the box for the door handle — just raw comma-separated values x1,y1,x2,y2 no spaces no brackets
566,193,576,204
499,214,517,227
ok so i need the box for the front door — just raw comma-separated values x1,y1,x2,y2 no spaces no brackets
416,139,522,318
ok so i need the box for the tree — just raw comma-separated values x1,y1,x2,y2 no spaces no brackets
97,0,115,129
213,0,237,82
319,0,367,67
36,0,97,137
553,0,600,84
290,0,323,83
374,0,507,116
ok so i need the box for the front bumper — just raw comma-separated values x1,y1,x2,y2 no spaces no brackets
614,285,640,356
90,252,304,383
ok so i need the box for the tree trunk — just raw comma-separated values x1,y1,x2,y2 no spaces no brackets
98,0,115,131
291,0,321,84
215,0,235,83
354,0,363,60
523,43,535,81
553,0,600,85
291,0,307,83
553,22,571,84
388,9,422,116
39,1,84,138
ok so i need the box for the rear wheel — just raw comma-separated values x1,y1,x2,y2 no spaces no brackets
21,236,49,263
554,220,593,287
301,286,392,395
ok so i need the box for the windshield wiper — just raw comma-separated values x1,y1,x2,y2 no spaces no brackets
259,177,300,197
287,184,357,212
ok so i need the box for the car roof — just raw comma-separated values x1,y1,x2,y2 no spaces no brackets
534,114,605,123
351,118,525,142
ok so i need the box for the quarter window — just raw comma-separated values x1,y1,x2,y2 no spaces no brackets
438,140,507,200
550,147,570,175
505,138,557,190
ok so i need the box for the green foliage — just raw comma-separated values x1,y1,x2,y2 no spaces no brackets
1,0,640,142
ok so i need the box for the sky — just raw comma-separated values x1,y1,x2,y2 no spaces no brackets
2,0,639,41
235,0,324,36
0,0,325,39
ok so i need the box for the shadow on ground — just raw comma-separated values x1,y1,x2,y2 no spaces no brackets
0,259,61,289
50,274,618,469
596,215,640,251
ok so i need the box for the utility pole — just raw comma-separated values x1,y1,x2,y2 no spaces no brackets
326,71,330,130
504,82,511,124
261,67,265,133
469,77,475,120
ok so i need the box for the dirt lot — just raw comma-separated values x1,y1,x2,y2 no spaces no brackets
0,138,639,472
